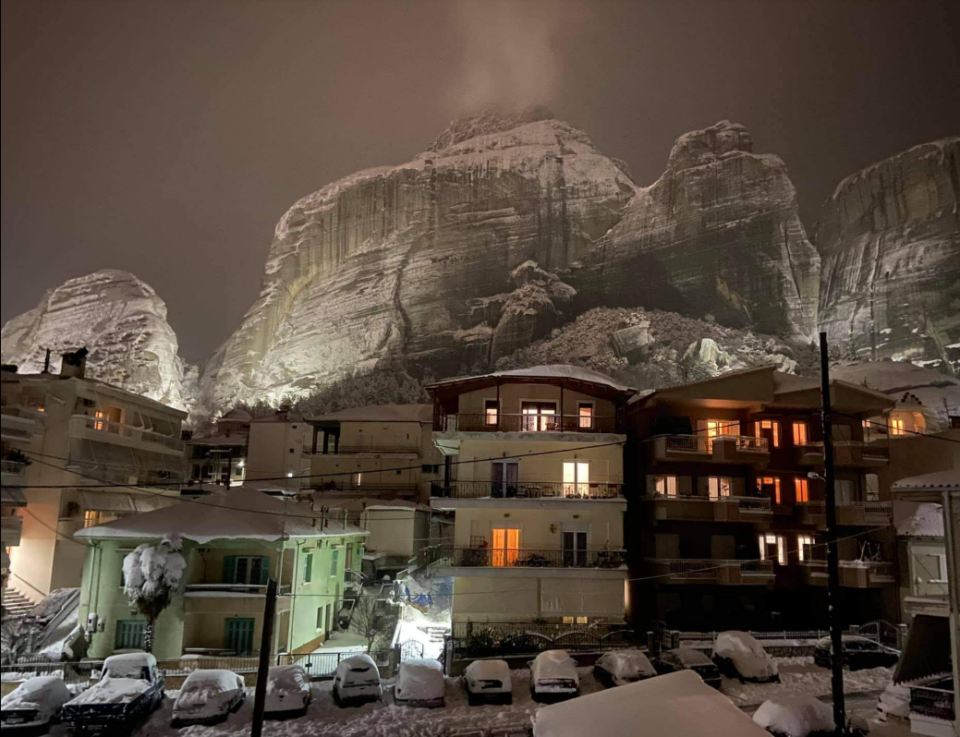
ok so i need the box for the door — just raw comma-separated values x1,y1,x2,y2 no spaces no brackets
521,402,557,432
491,461,519,497
115,620,146,650
563,461,590,497
225,617,256,655
492,528,520,567
562,531,588,568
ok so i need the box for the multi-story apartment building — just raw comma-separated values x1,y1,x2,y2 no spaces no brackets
626,366,898,631
242,407,312,491
422,366,633,627
0,352,186,601
185,408,251,486
304,404,443,502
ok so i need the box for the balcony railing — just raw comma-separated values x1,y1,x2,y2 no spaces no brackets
910,678,955,723
430,481,624,501
419,545,626,571
437,413,620,434
648,493,772,522
0,460,26,477
795,501,892,526
304,444,421,456
800,560,897,587
71,415,184,452
657,434,770,462
649,558,775,585
184,583,270,596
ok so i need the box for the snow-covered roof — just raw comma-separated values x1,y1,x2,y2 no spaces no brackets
314,496,433,514
893,470,960,493
75,488,368,544
309,403,432,423
429,364,635,393
895,501,945,537
533,670,769,737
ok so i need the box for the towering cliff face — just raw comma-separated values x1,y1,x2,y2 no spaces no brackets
203,110,637,407
1,270,188,408
570,121,821,341
818,137,960,375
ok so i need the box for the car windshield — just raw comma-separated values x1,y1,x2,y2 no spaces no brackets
104,666,150,681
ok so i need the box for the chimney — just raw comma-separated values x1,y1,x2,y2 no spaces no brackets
60,348,89,380
43,349,51,373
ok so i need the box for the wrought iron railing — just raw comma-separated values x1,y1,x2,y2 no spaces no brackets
430,481,624,500
438,413,620,434
418,545,625,570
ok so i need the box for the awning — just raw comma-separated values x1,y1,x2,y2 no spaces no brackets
78,440,185,477
1,488,28,507
895,614,952,684
79,490,136,513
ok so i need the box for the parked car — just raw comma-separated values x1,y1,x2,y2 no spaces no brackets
753,696,869,737
1,676,73,733
654,649,722,689
463,659,513,705
813,636,899,671
712,631,779,683
530,651,580,703
394,660,446,708
63,652,164,734
593,650,657,688
172,670,245,727
264,665,312,718
333,655,382,707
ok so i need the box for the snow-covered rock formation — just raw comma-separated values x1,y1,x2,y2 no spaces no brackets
0,270,188,409
818,136,960,375
571,121,821,341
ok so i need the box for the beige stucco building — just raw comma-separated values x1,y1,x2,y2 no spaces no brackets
423,366,632,625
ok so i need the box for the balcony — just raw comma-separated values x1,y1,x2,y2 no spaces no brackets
796,501,892,527
648,558,775,586
1,460,27,488
430,481,624,503
313,482,421,499
653,435,769,465
795,442,825,466
647,493,772,524
0,515,23,547
184,583,271,598
795,441,889,467
70,415,184,454
418,545,626,576
305,443,421,456
436,413,620,435
800,560,897,588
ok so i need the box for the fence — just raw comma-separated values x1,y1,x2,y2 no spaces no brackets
421,546,625,571
430,481,624,501
450,622,637,659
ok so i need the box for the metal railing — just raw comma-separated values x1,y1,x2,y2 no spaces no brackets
0,460,26,476
662,435,769,454
418,545,625,570
430,481,624,500
72,415,184,452
450,621,637,659
438,413,620,434
649,493,772,514
800,559,896,583
650,558,775,581
184,583,270,595
910,678,955,722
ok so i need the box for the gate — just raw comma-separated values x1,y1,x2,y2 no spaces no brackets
400,640,425,662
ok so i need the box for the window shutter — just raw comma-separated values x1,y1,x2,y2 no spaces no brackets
259,557,270,585
223,556,237,584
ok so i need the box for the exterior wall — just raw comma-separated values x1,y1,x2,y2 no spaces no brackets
454,439,623,484
456,385,618,420
246,421,311,486
452,575,626,623
310,455,421,492
361,510,417,558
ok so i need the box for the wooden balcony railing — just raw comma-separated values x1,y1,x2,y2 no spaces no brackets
418,545,626,571
437,413,620,434
430,481,625,500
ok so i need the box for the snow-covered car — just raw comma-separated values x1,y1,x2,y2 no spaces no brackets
813,636,899,671
264,665,311,718
63,652,164,734
171,670,245,726
394,659,445,708
593,650,657,688
463,659,513,705
711,631,779,683
1,676,73,732
332,655,382,707
753,697,835,737
654,648,722,689
530,650,580,703
533,671,770,737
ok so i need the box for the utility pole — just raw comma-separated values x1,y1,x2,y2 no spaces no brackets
819,332,846,735
251,578,278,737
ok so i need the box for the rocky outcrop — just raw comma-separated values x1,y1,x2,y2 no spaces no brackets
570,121,821,341
203,110,636,407
817,137,960,375
0,270,188,408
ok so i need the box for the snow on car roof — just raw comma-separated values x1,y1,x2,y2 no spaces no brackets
103,652,157,672
533,671,769,737
714,631,766,658
182,670,241,691
598,650,656,677
267,665,307,688
670,648,712,666
2,676,71,710
337,654,377,671
465,659,511,679
753,697,834,737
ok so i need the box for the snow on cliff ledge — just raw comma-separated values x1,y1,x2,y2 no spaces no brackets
0,270,189,410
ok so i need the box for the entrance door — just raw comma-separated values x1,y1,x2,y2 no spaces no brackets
492,528,520,568
115,620,146,650
562,531,588,568
225,618,256,655
491,461,519,497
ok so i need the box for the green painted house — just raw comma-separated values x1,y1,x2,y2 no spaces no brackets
75,488,367,661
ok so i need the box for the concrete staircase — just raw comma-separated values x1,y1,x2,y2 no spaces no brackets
425,626,448,644
1,585,36,618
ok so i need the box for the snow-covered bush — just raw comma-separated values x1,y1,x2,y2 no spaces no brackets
121,535,187,652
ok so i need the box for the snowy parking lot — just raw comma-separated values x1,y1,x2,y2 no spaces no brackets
31,657,894,737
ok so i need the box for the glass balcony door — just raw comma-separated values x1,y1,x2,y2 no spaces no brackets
491,461,519,497
563,461,590,497
521,402,557,432
492,528,521,568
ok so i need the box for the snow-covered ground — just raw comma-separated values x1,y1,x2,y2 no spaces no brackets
29,657,893,737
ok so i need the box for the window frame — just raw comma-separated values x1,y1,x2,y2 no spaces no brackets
792,422,809,446
655,475,679,497
484,399,500,427
577,402,595,430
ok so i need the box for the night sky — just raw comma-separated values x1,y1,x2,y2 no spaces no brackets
2,0,958,362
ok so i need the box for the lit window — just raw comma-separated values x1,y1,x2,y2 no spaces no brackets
755,420,780,447
708,477,732,500
83,510,101,528
792,422,808,446
794,477,809,504
485,400,499,426
655,475,678,497
890,418,905,436
563,461,590,497
797,535,815,562
575,616,588,625
492,528,521,568
94,410,107,431
522,403,557,432
757,476,782,505
578,404,594,430
759,534,786,565
562,616,575,625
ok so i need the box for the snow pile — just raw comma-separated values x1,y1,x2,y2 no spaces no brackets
534,670,769,737
531,651,579,691
265,665,309,712
895,502,944,537
877,682,911,720
713,631,779,680
753,696,834,737
465,659,511,685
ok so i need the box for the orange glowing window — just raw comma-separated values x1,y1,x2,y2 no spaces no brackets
94,410,107,431
890,418,905,436
484,400,499,426
794,477,809,503
755,420,780,447
757,476,782,505
578,404,594,430
792,422,808,446
492,528,520,568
